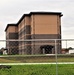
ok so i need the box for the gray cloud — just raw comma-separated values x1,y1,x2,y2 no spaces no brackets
0,0,74,40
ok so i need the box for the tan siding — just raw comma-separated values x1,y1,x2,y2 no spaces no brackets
31,15,59,34
31,15,35,34
8,26,18,32
25,16,30,25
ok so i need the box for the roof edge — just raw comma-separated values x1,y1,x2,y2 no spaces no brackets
17,11,63,25
5,24,17,32
30,11,62,15
17,14,29,25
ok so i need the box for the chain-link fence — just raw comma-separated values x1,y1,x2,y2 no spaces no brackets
0,39,74,75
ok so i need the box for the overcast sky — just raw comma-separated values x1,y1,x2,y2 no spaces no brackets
0,0,74,40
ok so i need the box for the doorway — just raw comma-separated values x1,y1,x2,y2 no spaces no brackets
40,45,54,54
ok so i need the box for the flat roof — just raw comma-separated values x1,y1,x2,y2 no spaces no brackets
30,12,63,15
17,11,63,25
5,11,63,31
5,24,17,31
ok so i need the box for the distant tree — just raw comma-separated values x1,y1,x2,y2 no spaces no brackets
65,48,69,51
68,47,73,50
0,48,4,55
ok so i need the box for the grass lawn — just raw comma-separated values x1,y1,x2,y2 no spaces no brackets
0,64,74,75
0,54,74,63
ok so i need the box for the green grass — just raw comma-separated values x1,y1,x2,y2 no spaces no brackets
0,54,74,63
0,64,74,75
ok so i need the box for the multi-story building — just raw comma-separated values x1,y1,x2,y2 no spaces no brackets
5,12,63,55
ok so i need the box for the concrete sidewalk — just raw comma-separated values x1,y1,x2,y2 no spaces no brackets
0,62,74,65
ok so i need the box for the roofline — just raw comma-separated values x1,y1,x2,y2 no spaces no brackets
17,14,29,25
17,11,63,25
30,12,63,16
5,24,17,31
5,11,63,31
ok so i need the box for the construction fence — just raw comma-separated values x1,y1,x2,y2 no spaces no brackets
0,39,74,75
0,39,74,55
